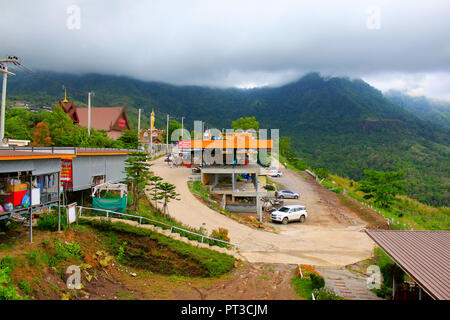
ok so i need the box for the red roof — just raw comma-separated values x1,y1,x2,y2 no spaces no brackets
76,106,131,138
58,100,79,124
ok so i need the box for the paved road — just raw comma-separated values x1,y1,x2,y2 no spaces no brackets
148,157,375,267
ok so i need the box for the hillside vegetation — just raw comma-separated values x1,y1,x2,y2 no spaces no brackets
6,71,450,206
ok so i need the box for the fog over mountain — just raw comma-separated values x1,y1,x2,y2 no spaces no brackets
1,0,450,100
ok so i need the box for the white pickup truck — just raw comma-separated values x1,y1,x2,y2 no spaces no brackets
271,205,308,224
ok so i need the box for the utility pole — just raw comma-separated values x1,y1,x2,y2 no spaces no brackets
181,116,184,140
137,108,141,149
87,92,92,136
150,113,153,156
138,108,141,134
166,114,169,153
0,56,19,142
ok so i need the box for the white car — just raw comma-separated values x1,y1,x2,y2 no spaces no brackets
271,205,307,224
267,169,283,177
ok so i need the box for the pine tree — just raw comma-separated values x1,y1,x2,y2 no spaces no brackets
123,151,151,211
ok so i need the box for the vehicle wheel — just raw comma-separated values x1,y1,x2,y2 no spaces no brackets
295,195,299,199
282,217,289,225
279,195,284,199
299,215,305,223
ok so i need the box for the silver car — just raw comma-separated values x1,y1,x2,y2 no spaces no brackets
275,189,299,199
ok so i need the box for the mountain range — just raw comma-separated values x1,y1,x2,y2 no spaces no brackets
6,71,450,206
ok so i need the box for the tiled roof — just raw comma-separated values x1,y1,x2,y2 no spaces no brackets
77,106,129,131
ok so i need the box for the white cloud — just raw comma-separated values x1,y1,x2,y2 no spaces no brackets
362,72,450,101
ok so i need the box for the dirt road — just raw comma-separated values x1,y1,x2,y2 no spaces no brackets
148,157,375,267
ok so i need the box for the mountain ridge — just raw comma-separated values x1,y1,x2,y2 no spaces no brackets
6,71,450,206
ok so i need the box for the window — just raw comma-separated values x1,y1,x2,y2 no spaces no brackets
279,207,290,212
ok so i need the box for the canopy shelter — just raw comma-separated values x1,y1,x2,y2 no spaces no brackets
91,182,128,198
91,182,128,213
366,230,450,300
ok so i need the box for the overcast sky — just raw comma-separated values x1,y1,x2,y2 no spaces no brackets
1,0,450,100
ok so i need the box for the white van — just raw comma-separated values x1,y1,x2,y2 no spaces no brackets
271,205,307,224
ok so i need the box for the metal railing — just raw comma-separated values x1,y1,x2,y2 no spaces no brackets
0,146,142,154
77,206,239,254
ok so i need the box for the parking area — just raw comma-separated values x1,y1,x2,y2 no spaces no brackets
149,157,375,267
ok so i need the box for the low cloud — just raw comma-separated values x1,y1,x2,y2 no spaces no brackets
1,0,449,100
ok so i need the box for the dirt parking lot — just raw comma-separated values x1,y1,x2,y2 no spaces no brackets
149,157,375,267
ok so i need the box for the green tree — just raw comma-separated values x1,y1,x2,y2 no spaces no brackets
117,130,139,149
162,120,182,143
232,117,259,131
123,152,152,211
279,136,294,158
43,105,79,146
154,182,180,217
314,168,330,180
148,175,163,209
357,170,407,208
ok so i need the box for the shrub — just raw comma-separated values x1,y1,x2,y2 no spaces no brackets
313,288,344,300
37,212,66,231
310,273,325,289
0,256,22,300
19,280,32,296
314,168,330,180
210,228,231,243
264,184,275,191
53,240,83,262
298,264,320,280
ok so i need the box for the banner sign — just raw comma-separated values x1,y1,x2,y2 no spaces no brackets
178,140,192,150
61,159,73,182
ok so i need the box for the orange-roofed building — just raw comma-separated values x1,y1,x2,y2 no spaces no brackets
76,105,131,140
58,91,131,140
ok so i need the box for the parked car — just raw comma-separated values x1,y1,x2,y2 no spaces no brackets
275,189,299,199
271,205,308,224
267,169,283,177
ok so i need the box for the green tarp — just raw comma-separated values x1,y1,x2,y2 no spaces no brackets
92,197,127,213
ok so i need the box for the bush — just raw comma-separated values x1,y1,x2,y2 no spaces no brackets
53,240,83,262
210,228,231,243
264,184,275,191
37,212,66,231
0,256,22,300
314,168,330,180
313,287,344,300
310,273,325,289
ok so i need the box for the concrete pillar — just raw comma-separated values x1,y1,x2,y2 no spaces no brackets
222,194,226,210
256,177,262,221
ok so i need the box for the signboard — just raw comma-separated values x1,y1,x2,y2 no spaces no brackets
61,159,73,182
67,202,77,225
178,140,192,150
118,118,126,128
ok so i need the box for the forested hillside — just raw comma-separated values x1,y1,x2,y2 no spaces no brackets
385,90,450,128
6,71,449,206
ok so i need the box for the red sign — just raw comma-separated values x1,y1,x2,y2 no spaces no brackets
118,118,126,128
178,140,191,149
61,159,72,182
